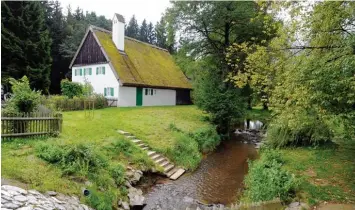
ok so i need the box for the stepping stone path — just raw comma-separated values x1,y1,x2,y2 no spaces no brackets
117,130,186,180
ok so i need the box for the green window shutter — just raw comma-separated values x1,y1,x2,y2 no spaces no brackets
74,69,76,76
111,88,114,96
80,69,82,76
103,67,105,75
89,68,92,75
96,67,98,75
104,88,107,96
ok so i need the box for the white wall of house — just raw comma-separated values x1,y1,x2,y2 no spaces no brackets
71,63,119,103
142,88,176,106
118,86,136,107
72,64,177,107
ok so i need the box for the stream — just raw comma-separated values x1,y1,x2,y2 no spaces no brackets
141,120,283,210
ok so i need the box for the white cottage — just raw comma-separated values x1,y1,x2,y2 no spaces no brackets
69,13,192,107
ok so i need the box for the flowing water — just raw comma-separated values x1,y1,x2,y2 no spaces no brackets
142,122,271,210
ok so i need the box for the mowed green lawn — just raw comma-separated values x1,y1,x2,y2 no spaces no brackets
61,105,208,151
1,105,209,194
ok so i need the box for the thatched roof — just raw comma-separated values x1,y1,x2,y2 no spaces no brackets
82,26,192,89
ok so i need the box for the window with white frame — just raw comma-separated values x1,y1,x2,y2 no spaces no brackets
74,68,82,76
104,87,114,97
96,66,106,75
84,67,92,76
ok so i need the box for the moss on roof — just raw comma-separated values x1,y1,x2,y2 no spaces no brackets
93,29,192,89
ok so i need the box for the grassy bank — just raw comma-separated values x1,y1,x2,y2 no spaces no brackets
1,106,211,208
281,143,355,205
243,108,355,206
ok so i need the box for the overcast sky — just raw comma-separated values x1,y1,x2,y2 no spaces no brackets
59,0,171,24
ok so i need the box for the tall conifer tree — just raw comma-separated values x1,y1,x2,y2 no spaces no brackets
1,1,52,93
125,15,139,39
139,19,149,42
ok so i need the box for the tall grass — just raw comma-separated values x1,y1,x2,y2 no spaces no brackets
243,149,298,203
34,137,152,210
167,123,221,170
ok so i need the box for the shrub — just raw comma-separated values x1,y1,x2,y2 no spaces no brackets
82,78,94,97
167,132,202,170
244,149,298,203
266,108,333,147
60,144,108,176
109,164,126,186
193,62,246,135
35,143,64,163
190,126,220,153
60,79,83,98
5,76,41,113
36,143,108,176
45,94,107,111
92,93,107,109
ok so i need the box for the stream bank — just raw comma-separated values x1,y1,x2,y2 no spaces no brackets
139,121,266,210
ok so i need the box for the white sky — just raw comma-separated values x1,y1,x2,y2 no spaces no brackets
59,0,171,24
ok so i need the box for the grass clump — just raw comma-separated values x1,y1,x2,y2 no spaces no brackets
166,123,220,169
86,188,116,210
36,143,108,176
189,126,220,153
106,138,154,170
35,142,125,210
109,164,126,186
244,149,298,203
167,132,202,170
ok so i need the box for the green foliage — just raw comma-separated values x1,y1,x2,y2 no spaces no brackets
125,15,139,39
82,78,94,97
108,138,154,169
86,187,115,210
5,76,41,113
240,1,355,144
109,164,126,186
244,149,298,203
36,143,108,176
189,126,220,153
1,1,52,93
60,144,108,175
266,109,333,147
167,132,202,170
45,94,107,111
193,61,246,134
60,79,83,98
35,142,64,163
169,123,220,153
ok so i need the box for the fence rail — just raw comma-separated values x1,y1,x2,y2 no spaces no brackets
1,112,63,138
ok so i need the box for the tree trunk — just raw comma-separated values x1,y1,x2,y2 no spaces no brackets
247,97,252,110
263,101,268,110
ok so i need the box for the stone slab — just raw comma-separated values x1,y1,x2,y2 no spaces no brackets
170,168,186,180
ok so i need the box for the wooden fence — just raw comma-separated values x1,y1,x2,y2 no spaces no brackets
1,112,63,138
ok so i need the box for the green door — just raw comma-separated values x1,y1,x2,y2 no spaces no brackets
136,87,143,106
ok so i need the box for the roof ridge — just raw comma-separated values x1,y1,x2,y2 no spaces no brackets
89,25,169,52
